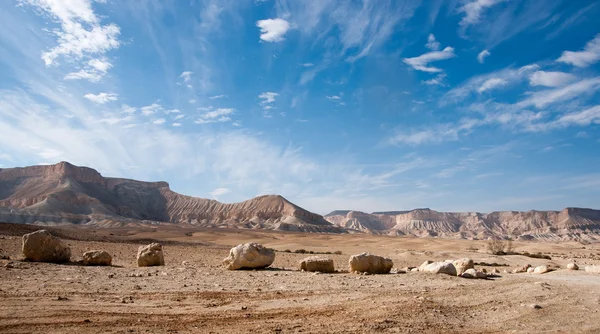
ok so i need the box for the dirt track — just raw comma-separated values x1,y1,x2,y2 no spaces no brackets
1,224,600,333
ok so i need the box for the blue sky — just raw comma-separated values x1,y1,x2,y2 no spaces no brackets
1,0,599,214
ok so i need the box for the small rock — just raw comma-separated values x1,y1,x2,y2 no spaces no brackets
534,265,549,274
530,304,542,310
566,263,579,270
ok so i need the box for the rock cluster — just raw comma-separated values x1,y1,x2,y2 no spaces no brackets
348,252,393,274
453,258,475,276
223,243,275,270
22,230,71,263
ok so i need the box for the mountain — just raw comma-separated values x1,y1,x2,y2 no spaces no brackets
0,162,342,233
324,208,600,242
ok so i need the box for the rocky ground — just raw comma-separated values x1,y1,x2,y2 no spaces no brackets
1,223,600,333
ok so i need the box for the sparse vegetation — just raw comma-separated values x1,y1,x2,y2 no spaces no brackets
277,249,342,255
487,239,551,259
474,261,509,267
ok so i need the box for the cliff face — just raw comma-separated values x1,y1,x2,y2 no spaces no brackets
326,207,600,242
0,162,341,233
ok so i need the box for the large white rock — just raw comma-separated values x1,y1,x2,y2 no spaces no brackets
567,263,579,270
83,250,112,266
22,230,71,263
348,252,393,274
422,262,457,276
223,243,275,270
453,258,474,276
461,268,487,279
418,260,433,272
299,256,335,273
585,265,600,273
534,265,549,274
137,243,165,267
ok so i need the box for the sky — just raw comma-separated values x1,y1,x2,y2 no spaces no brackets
0,0,599,214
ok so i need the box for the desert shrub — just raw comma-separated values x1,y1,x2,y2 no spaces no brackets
308,251,314,254
474,261,509,267
334,250,343,255
487,239,507,255
282,249,291,253
294,249,307,254
184,232,193,237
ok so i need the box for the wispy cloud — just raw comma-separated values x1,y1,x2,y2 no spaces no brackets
403,46,456,73
557,34,600,67
477,49,490,63
459,0,504,28
84,92,118,104
529,71,576,87
425,33,440,51
256,18,290,42
209,94,227,100
478,78,507,93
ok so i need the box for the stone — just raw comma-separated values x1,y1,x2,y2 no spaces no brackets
348,252,393,274
137,243,164,267
82,250,112,266
513,264,531,273
461,268,487,279
534,265,549,274
491,268,500,275
567,263,579,270
453,258,474,276
527,267,535,273
422,262,457,276
299,256,335,273
22,230,71,263
418,260,433,272
585,265,600,273
223,243,275,270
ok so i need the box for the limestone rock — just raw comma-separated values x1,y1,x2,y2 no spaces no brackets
83,250,112,266
22,230,71,263
418,260,433,272
491,268,500,275
567,263,579,270
527,267,535,273
585,265,600,273
534,265,549,274
348,252,393,274
422,262,457,276
223,243,275,270
299,256,335,273
137,243,165,267
453,258,474,276
461,268,487,279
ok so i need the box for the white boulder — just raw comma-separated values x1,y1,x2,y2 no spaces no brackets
22,230,71,263
461,268,487,279
137,243,165,267
567,263,579,270
83,250,112,266
534,265,549,274
223,243,275,270
348,252,393,274
422,262,457,276
299,256,335,273
453,258,474,276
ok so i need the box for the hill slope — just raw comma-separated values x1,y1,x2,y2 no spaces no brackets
0,162,341,233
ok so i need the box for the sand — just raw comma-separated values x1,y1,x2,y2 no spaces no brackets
1,224,600,333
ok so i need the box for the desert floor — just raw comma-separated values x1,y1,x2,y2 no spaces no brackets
1,223,600,334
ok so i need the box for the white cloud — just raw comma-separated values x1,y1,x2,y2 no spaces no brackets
529,71,576,87
180,71,193,82
388,120,479,146
477,78,508,93
423,73,446,86
459,0,504,27
557,34,600,67
209,94,227,100
140,103,162,116
403,46,456,73
425,33,440,51
477,49,491,63
174,114,185,120
258,92,278,104
165,109,180,114
152,118,166,125
210,187,230,199
20,0,120,66
302,63,314,67
83,92,117,104
64,69,102,82
554,105,600,127
326,95,342,100
202,108,235,119
189,99,196,104
519,77,600,109
88,58,112,72
172,123,182,127
256,18,290,42
122,104,136,114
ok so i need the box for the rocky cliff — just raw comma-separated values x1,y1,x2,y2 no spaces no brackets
324,207,600,242
0,162,341,232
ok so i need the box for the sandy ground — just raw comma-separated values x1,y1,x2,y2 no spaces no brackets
1,224,600,333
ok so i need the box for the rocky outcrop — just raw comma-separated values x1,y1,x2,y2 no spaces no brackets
223,243,275,270
83,250,112,266
348,253,393,274
299,256,335,273
0,162,341,233
22,230,71,263
137,243,164,267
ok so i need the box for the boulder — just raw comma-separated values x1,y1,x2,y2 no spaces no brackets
453,258,474,276
567,263,579,270
348,252,393,274
527,267,535,273
22,230,71,263
83,250,112,266
137,243,165,267
534,265,549,274
585,265,600,273
422,262,457,276
418,260,433,272
461,268,487,279
223,243,275,270
299,256,335,273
